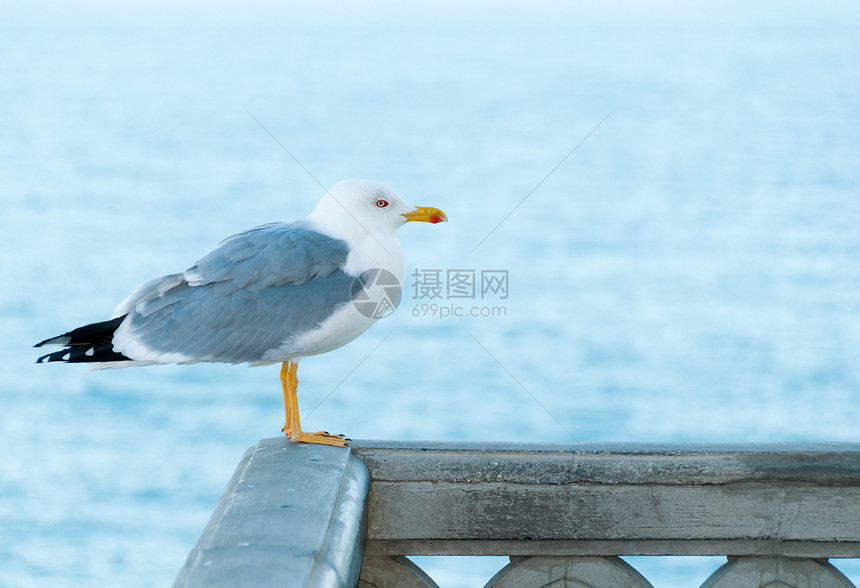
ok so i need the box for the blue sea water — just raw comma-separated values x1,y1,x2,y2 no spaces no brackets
1,1,859,586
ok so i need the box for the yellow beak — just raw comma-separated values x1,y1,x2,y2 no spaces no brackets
402,206,448,224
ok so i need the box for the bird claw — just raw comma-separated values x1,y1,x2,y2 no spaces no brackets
283,425,349,446
290,431,349,447
308,430,347,440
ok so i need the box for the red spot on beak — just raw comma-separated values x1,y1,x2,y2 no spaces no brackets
430,215,444,224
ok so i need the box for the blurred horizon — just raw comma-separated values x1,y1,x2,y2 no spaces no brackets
3,0,859,26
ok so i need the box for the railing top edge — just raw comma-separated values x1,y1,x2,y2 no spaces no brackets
345,439,860,456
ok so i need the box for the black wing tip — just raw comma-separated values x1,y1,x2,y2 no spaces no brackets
35,345,132,364
35,349,65,364
34,335,68,348
34,316,130,363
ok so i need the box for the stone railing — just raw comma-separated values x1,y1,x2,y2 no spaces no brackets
174,439,860,587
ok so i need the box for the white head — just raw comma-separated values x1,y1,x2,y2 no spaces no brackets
307,180,447,241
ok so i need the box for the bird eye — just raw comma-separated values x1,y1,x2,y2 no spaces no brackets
375,199,389,208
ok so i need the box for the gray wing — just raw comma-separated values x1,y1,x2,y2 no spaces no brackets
111,222,355,364
184,221,349,293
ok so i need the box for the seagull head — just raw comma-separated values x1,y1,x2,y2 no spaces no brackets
308,180,447,239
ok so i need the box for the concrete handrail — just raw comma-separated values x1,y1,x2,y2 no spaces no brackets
174,438,369,588
175,439,860,587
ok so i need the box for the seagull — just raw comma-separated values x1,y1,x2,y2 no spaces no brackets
35,180,447,447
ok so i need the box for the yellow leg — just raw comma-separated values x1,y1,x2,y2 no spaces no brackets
281,362,295,437
279,361,349,447
286,361,301,437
